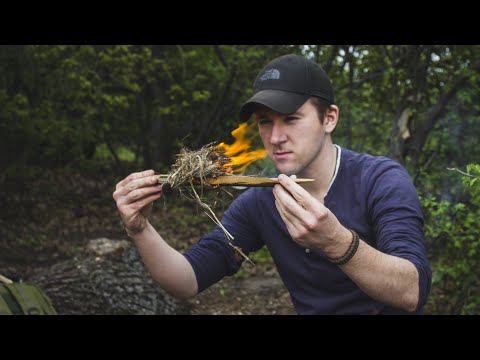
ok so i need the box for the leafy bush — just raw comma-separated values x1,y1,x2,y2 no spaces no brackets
422,180,480,314
463,164,480,189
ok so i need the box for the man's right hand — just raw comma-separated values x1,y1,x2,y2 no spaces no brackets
113,169,164,236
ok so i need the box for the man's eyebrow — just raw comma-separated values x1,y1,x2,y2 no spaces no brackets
254,109,303,119
289,109,304,116
254,111,272,118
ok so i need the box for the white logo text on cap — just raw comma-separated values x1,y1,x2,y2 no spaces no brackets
260,69,280,81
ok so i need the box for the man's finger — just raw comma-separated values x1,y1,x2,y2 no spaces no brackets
122,185,162,206
117,169,155,188
128,175,159,191
277,174,316,211
273,183,310,220
274,199,301,237
132,192,163,211
116,175,159,197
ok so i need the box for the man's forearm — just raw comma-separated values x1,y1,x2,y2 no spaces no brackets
340,240,420,312
129,221,198,300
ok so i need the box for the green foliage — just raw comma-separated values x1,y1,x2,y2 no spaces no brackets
422,193,480,314
425,162,480,314
0,45,160,173
464,163,480,188
249,246,273,264
234,246,274,280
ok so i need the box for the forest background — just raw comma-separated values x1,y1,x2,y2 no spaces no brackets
1,45,479,314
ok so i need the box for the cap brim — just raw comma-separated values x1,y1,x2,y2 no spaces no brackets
239,90,310,122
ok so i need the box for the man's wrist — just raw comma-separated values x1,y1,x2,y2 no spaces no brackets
323,227,352,258
326,229,360,266
125,221,150,239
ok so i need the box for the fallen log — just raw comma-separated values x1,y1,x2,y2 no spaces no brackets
29,238,180,315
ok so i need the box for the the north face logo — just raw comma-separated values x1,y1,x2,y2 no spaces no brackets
259,69,280,81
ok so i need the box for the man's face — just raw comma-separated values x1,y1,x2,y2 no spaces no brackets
254,99,330,177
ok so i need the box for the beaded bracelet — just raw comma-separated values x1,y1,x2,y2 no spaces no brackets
327,229,360,266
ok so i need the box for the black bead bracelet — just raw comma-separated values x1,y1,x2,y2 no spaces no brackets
327,229,360,266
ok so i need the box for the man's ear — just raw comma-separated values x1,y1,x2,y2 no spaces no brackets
324,105,339,134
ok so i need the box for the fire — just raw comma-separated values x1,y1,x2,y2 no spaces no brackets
215,122,267,173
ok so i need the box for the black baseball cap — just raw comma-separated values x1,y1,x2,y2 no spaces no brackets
239,54,334,122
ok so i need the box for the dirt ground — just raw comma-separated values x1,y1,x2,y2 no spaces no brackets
0,168,296,315
180,263,295,315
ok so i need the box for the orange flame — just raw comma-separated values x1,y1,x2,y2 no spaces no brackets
215,122,267,173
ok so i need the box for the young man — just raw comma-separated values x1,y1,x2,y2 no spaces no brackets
113,54,431,314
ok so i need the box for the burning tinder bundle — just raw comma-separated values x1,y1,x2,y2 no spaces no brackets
155,122,314,264
156,122,313,190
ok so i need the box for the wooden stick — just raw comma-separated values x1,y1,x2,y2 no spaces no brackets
156,174,314,187
204,175,314,187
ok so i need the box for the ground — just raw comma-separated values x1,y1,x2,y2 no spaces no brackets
0,168,295,315
180,264,295,315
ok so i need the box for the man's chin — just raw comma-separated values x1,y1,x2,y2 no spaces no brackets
275,167,298,177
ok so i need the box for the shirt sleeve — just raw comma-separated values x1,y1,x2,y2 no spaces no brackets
183,189,265,293
366,160,432,310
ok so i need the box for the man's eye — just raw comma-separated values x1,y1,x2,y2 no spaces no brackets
285,117,299,122
258,119,272,126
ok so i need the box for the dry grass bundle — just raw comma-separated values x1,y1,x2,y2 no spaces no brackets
156,143,254,265
160,143,232,190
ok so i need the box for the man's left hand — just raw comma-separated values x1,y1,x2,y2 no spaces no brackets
272,174,351,257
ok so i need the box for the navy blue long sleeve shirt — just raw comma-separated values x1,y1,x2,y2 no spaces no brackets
183,147,431,314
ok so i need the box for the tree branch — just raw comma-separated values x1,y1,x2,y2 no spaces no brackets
214,45,228,68
410,61,480,166
446,168,477,178
336,50,411,92
323,45,339,73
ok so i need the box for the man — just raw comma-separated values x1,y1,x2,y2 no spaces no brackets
113,54,431,314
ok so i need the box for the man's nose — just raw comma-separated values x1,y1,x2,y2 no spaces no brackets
270,122,287,145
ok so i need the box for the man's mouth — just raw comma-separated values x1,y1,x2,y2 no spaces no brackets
273,151,292,160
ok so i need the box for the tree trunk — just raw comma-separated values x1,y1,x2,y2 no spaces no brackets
344,46,355,149
29,238,182,315
387,107,410,164
323,45,339,73
409,61,480,168
195,47,239,149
